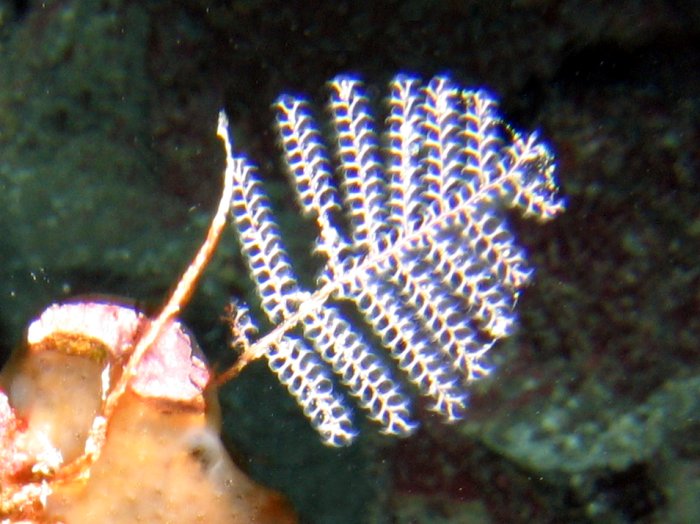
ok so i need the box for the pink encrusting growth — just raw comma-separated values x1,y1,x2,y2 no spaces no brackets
26,302,210,406
27,302,141,355
128,318,210,404
0,393,32,480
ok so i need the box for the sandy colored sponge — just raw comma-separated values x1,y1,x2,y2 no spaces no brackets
0,305,296,523
48,390,295,523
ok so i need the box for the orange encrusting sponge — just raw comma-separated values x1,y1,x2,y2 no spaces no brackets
47,390,296,523
0,302,297,523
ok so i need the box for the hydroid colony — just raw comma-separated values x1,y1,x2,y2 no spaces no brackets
218,74,564,445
